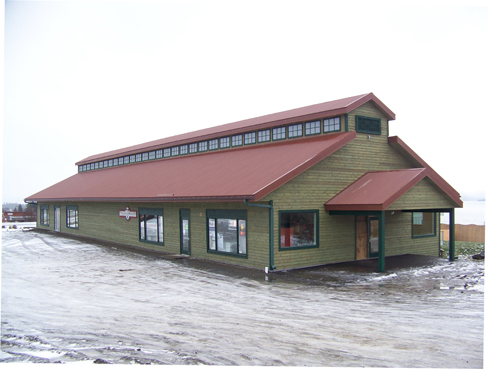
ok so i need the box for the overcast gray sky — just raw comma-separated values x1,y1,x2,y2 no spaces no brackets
2,1,488,204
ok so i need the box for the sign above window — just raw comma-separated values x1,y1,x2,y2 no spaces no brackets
119,207,137,221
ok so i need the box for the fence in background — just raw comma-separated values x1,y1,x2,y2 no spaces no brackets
440,224,485,243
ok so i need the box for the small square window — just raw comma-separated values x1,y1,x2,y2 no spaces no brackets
209,139,219,150
244,132,256,145
189,143,198,153
324,117,341,132
90,163,95,170
172,147,179,156
149,151,156,160
232,135,242,147
142,152,149,161
199,141,208,152
103,160,109,167
164,148,171,158
258,130,270,143
123,156,129,164
156,150,163,159
305,120,321,135
108,159,113,167
135,154,142,162
119,157,124,165
94,162,99,169
220,137,230,148
288,124,302,138
180,145,188,155
272,127,286,140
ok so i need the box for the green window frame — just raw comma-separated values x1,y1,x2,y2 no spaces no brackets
66,205,78,229
305,120,321,136
244,132,256,145
272,126,286,141
207,209,247,257
220,137,230,148
231,135,243,147
209,139,219,150
412,212,436,238
139,208,164,245
257,129,270,143
40,205,49,226
324,116,341,133
356,115,381,135
279,210,319,250
288,123,303,138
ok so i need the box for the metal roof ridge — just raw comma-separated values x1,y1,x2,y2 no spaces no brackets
343,92,371,107
76,93,384,165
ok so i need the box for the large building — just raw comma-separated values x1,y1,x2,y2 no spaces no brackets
25,93,462,271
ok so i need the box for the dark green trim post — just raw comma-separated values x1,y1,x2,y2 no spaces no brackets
378,210,386,272
345,113,349,132
269,200,274,270
449,209,455,261
244,199,275,271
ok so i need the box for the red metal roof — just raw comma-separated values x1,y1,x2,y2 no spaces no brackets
388,136,463,207
76,93,394,165
324,169,428,211
26,132,356,203
324,166,463,211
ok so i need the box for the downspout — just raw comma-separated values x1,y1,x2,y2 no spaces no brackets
244,199,276,271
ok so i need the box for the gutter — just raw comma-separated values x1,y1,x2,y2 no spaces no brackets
243,199,275,272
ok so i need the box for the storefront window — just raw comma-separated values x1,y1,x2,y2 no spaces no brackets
139,208,164,244
207,210,247,256
279,210,318,249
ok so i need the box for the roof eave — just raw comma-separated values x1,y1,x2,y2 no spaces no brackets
253,131,357,201
25,195,257,203
344,92,396,120
389,136,463,207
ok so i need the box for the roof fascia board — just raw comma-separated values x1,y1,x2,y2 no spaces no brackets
344,93,396,120
253,131,357,200
76,93,394,166
75,108,352,166
389,136,463,207
323,168,427,211
24,195,256,203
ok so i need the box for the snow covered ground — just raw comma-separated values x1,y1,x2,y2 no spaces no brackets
1,229,484,367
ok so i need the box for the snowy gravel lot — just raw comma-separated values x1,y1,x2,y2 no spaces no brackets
1,227,484,367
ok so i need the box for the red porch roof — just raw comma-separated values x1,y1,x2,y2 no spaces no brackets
324,168,428,211
324,167,462,211
26,132,356,203
76,93,394,165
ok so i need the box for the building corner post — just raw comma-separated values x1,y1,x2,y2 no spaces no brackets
378,211,386,272
449,209,455,261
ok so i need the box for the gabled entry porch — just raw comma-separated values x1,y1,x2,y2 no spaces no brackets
327,209,456,272
324,168,462,272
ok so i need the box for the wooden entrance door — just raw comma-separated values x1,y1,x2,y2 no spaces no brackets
356,216,368,259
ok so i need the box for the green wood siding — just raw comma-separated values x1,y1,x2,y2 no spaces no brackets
37,201,270,270
34,101,448,271
388,178,458,210
259,103,445,270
